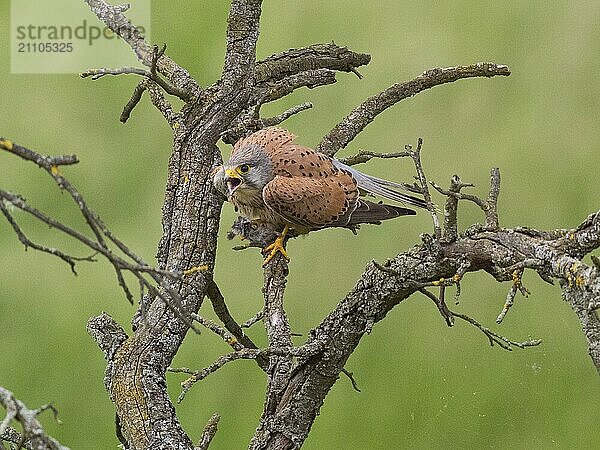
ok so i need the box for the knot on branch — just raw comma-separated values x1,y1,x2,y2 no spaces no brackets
87,313,128,362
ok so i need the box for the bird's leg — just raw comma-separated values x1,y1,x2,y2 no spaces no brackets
262,225,290,266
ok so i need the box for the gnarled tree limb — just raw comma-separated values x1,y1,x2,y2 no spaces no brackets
2,1,598,449
243,177,600,449
0,386,69,450
317,62,511,157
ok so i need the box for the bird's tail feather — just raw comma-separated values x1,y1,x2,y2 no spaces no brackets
342,199,415,228
333,160,428,209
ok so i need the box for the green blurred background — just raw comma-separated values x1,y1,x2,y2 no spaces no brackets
2,1,599,448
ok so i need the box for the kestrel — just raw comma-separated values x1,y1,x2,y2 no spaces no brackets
213,127,427,264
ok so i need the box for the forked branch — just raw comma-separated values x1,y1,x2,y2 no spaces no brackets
0,386,69,450
83,0,200,95
4,1,598,449
0,138,199,332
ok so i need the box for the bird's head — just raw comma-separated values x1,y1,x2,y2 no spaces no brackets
213,144,274,199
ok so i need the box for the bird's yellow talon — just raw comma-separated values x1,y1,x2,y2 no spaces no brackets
262,237,289,265
263,226,290,266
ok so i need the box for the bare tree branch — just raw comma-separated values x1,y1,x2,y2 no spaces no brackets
171,341,325,402
79,1,267,447
0,139,199,332
222,103,313,145
206,279,267,370
0,386,69,450
317,62,511,157
242,309,265,328
259,69,337,104
254,43,370,83
196,413,220,450
83,0,200,95
223,0,263,81
80,45,190,101
222,43,371,145
339,148,410,166
451,309,541,350
4,1,598,449
241,167,600,448
253,255,294,440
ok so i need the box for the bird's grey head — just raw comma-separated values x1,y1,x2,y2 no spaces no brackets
213,144,274,199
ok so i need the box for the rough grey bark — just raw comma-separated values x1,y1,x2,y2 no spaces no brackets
2,1,598,450
0,387,69,450
242,191,600,448
81,1,264,448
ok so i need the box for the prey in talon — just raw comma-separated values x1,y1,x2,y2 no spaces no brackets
213,127,428,265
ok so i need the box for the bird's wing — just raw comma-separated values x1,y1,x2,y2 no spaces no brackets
263,174,359,229
260,139,360,228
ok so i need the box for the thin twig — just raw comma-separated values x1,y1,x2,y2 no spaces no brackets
340,368,361,393
192,314,245,351
262,103,313,126
110,64,180,125
405,138,441,238
221,103,313,144
120,80,148,123
80,64,190,101
496,269,530,324
431,181,488,210
419,288,454,326
339,149,410,166
171,342,325,402
451,310,541,351
0,386,69,450
0,189,198,331
242,309,265,328
0,201,96,275
1,140,199,332
196,413,220,450
206,280,267,369
0,138,78,166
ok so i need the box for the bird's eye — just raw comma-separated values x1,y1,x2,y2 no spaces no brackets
238,164,250,174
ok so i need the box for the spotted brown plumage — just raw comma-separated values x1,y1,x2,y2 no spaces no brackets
213,127,427,263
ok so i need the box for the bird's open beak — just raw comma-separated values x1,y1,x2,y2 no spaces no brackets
225,169,242,196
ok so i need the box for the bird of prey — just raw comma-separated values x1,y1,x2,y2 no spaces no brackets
213,127,427,264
